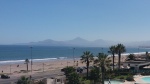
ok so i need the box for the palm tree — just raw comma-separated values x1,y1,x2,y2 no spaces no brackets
116,44,126,69
25,59,29,72
89,66,101,84
108,45,116,70
94,53,111,84
81,51,94,79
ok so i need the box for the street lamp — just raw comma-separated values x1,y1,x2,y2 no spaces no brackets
43,63,44,72
30,47,33,72
10,65,11,74
73,48,75,66
138,46,139,56
101,48,103,53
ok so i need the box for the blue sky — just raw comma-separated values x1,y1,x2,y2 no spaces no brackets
0,0,150,44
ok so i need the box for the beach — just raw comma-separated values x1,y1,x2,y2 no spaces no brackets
0,59,86,77
0,53,137,77
0,52,149,84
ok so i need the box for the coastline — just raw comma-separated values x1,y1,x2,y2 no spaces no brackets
0,58,85,77
0,52,149,84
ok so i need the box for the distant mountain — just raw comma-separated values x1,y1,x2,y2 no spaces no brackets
16,37,116,47
15,37,150,47
66,37,91,46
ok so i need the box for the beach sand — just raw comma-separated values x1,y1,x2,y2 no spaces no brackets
1,55,146,84
0,59,86,77
0,55,127,77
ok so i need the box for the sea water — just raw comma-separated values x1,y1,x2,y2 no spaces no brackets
0,45,149,64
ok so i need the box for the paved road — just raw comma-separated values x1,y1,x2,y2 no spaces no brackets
0,70,64,84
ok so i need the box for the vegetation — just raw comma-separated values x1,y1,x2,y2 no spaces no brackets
17,76,30,84
80,51,94,79
62,66,80,84
126,76,134,81
67,72,80,84
116,44,126,69
94,53,111,84
89,66,101,84
63,66,76,78
128,54,135,60
108,45,116,70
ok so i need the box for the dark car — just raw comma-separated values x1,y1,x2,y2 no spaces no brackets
76,67,83,73
1,74,10,79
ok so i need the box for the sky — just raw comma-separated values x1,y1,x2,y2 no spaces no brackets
0,0,150,44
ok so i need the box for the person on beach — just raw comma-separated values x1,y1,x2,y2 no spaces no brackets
17,65,19,67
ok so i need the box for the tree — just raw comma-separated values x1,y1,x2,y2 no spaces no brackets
108,45,116,70
62,66,80,84
94,53,111,84
81,51,94,79
63,66,76,78
146,51,150,60
67,72,80,84
116,44,126,69
25,59,29,72
128,54,135,60
89,66,101,84
17,76,30,84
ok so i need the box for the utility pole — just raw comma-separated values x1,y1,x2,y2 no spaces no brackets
30,47,33,72
73,48,75,66
102,48,103,53
43,63,44,72
10,65,11,74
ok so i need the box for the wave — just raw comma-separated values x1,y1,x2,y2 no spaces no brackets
108,52,147,57
0,58,58,64
58,57,67,59
0,52,147,64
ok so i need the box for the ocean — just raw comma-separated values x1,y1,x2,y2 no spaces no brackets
0,45,149,64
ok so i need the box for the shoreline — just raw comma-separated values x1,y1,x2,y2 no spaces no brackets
0,52,147,65
0,59,85,77
0,52,149,83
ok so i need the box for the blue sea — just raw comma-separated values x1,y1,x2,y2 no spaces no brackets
0,45,149,64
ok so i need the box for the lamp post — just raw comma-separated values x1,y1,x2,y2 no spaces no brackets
43,63,44,72
102,48,103,53
30,47,33,72
138,47,139,56
10,65,11,74
73,48,75,66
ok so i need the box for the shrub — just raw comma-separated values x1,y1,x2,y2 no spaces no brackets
119,76,124,79
126,76,134,81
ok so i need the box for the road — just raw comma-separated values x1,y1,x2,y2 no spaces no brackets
0,70,64,84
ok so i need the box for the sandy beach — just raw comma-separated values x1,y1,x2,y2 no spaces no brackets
0,54,148,84
0,54,128,77
0,59,86,77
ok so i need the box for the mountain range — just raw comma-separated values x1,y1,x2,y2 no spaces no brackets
16,37,150,47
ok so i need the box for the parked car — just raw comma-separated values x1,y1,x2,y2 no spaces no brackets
1,74,10,79
76,67,83,73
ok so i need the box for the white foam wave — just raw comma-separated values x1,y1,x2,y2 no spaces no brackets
0,58,58,64
58,57,67,59
108,52,148,57
0,60,24,64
